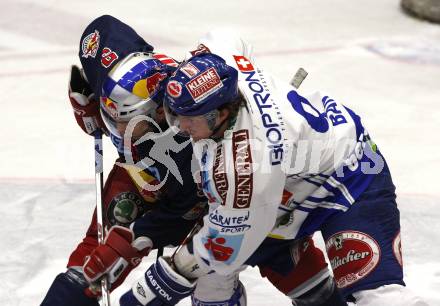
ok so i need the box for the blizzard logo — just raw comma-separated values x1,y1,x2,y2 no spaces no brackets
213,145,228,205
146,270,172,301
232,130,253,209
241,69,284,165
186,67,223,103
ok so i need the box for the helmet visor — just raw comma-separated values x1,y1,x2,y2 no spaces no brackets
100,95,158,139
164,102,221,140
163,102,189,137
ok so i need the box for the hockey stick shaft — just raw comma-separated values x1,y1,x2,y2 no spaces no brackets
94,131,111,306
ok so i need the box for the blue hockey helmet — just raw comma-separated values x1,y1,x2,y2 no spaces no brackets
164,53,239,117
100,52,172,137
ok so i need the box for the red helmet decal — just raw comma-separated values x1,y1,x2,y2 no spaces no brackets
166,80,182,98
146,72,167,95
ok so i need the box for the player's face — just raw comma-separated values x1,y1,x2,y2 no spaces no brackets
177,108,229,141
178,115,213,142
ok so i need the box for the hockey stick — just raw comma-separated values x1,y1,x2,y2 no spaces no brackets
94,130,111,306
156,246,164,259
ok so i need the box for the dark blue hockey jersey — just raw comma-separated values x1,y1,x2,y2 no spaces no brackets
78,15,206,245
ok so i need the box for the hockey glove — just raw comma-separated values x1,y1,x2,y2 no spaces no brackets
119,256,196,306
68,65,107,136
82,226,152,293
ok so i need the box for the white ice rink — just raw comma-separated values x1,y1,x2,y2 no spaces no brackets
1,0,439,305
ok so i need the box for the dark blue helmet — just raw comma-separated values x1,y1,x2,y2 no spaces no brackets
164,53,239,116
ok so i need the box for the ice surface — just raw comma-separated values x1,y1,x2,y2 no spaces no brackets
1,0,439,305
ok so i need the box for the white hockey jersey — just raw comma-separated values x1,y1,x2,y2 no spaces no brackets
190,31,384,275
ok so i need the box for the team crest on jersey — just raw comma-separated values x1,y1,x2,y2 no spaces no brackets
81,30,100,58
392,231,403,266
326,231,380,288
107,192,146,226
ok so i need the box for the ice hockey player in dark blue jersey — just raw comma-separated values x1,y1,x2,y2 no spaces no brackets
40,15,207,306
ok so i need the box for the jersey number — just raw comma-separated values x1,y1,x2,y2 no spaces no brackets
101,47,119,68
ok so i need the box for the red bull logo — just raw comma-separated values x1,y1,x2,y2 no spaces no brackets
146,72,167,96
81,30,100,58
131,72,167,99
102,97,118,118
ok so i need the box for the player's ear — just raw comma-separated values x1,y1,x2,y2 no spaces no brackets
218,108,229,122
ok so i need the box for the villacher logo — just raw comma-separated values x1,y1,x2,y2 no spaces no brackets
326,231,381,288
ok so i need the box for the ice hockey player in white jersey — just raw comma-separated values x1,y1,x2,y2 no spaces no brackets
118,32,428,306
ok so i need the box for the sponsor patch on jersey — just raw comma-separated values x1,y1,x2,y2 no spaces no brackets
392,231,403,266
232,130,253,209
101,47,119,68
233,55,254,72
208,209,251,234
326,231,380,288
181,62,200,78
107,192,146,226
166,80,183,98
186,67,223,103
203,228,244,264
213,145,228,205
81,30,100,58
189,43,211,56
